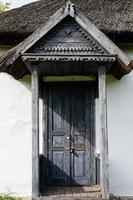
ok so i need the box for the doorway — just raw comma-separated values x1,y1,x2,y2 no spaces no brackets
43,82,96,187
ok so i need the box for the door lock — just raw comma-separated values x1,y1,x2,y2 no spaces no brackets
65,147,75,153
65,147,71,150
70,147,75,153
70,148,74,153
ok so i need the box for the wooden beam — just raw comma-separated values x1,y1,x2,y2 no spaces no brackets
31,67,39,197
98,66,109,199
43,75,96,82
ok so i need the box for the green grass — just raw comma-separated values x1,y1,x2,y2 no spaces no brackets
0,194,22,200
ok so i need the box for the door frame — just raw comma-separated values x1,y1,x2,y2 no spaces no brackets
31,69,109,198
42,81,97,188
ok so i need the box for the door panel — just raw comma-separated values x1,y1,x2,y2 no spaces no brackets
53,136,65,147
73,151,86,177
45,83,95,186
52,151,65,177
47,86,70,185
71,86,91,185
72,94,86,131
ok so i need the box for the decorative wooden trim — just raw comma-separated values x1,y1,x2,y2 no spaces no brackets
31,67,39,197
98,66,109,199
22,54,116,62
65,0,75,17
42,75,96,82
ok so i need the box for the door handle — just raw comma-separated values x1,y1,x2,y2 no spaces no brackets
65,147,75,153
70,148,75,153
67,136,71,140
65,147,71,150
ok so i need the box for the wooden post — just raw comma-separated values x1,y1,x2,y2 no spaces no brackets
98,66,109,199
31,68,39,198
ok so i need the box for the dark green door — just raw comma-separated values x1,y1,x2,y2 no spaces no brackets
45,83,95,186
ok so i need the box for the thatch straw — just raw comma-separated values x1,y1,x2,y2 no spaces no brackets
0,0,132,39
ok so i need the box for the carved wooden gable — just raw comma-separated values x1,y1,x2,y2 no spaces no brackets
28,16,108,55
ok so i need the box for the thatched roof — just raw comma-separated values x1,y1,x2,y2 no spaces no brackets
0,0,133,44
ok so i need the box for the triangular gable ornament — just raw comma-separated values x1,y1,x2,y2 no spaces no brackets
28,16,108,56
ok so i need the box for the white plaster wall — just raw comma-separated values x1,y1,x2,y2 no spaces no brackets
0,73,32,196
107,48,133,196
107,72,133,196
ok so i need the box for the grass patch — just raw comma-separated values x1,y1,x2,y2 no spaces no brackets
0,194,22,200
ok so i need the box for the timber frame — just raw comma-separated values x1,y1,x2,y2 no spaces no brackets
27,62,109,199
0,1,133,199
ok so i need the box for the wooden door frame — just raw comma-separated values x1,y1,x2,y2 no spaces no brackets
31,71,109,199
98,67,109,199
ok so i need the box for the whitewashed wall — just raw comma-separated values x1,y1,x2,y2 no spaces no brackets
107,46,133,196
0,46,133,197
0,74,32,197
107,73,133,196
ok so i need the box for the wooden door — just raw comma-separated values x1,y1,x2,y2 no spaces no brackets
70,86,92,185
46,85,71,185
44,83,95,186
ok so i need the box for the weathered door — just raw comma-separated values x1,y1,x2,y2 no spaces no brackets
44,83,95,186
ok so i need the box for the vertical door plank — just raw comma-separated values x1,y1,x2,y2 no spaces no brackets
98,66,109,199
47,85,70,185
70,84,96,185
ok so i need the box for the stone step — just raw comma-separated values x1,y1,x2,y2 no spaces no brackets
37,185,102,200
35,197,104,200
